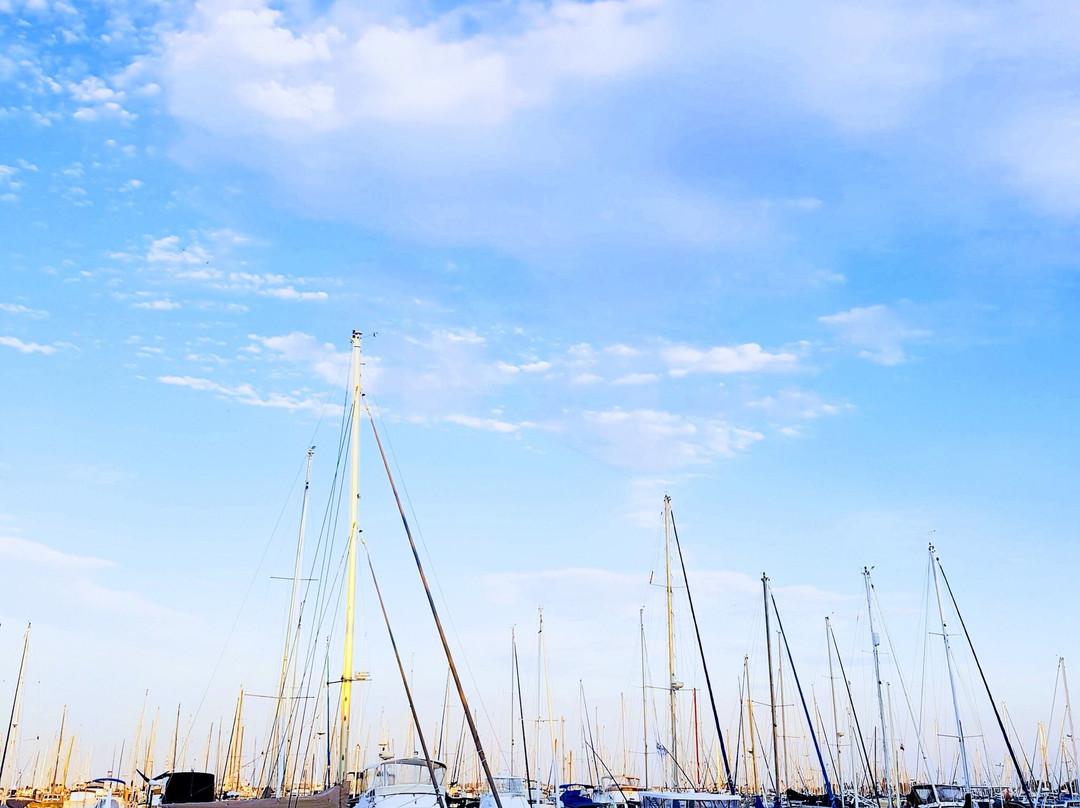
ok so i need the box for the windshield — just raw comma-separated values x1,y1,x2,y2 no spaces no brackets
369,761,445,788
493,778,525,795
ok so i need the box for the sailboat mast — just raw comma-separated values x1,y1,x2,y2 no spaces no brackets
664,495,678,789
826,618,843,808
0,623,29,790
641,606,649,790
53,706,66,787
339,331,363,781
1063,659,1078,794
764,576,781,807
864,568,896,808
274,446,314,793
365,397,504,808
745,656,759,795
928,544,971,793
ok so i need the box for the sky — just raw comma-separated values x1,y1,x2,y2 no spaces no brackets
3,0,1080,792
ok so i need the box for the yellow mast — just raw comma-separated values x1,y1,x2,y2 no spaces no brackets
664,495,679,789
339,331,363,781
745,657,759,795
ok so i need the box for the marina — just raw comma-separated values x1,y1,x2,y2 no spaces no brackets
4,9,1080,808
0,333,1074,808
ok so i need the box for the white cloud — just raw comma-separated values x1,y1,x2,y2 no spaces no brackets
0,336,58,354
438,329,486,345
132,298,181,310
0,535,114,569
444,414,534,433
579,407,763,469
68,76,122,104
749,389,855,423
612,372,657,385
661,342,800,376
989,103,1080,214
0,302,48,318
572,372,603,384
215,271,327,301
158,374,334,413
147,234,211,265
249,332,348,384
259,285,328,301
73,102,136,122
819,304,929,365
164,0,667,131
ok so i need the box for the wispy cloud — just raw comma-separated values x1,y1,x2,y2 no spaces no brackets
158,375,335,413
0,336,59,354
444,414,535,433
0,535,114,569
0,302,48,318
579,407,763,470
248,332,349,384
661,342,800,376
612,372,658,385
132,298,182,310
820,304,929,365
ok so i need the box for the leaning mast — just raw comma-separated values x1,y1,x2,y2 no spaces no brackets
0,623,29,791
929,544,971,794
338,331,363,781
864,568,896,808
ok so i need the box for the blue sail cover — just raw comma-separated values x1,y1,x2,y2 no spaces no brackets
558,786,604,808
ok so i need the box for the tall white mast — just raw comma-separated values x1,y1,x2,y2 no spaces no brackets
339,331,363,781
641,606,649,790
664,495,680,789
826,617,843,808
864,568,896,808
1063,658,1078,794
929,544,971,793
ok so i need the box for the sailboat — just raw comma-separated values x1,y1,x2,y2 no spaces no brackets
902,545,1033,808
639,498,740,808
149,339,370,808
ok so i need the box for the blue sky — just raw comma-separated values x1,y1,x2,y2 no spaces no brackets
3,0,1080,789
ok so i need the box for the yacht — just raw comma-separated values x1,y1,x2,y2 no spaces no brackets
355,758,447,808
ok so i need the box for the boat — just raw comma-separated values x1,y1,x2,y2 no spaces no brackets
594,776,642,808
141,336,371,808
355,758,447,808
905,784,968,808
480,778,535,808
638,790,741,808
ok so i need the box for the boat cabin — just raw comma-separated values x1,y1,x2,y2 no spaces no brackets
639,791,742,808
147,772,216,806
356,758,446,795
907,785,969,808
